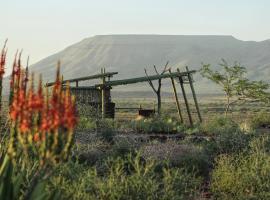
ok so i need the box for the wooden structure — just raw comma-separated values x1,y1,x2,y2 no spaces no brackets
46,70,117,118
46,67,202,125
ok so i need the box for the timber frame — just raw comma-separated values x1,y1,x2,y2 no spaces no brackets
46,66,202,125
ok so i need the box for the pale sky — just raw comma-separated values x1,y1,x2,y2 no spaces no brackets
1,0,270,73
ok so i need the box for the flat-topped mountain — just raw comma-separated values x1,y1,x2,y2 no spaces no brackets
17,35,270,93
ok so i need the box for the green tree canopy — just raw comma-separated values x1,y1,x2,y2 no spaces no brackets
200,59,270,115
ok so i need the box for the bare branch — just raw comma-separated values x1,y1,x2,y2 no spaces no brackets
153,65,159,75
144,68,157,93
161,61,170,75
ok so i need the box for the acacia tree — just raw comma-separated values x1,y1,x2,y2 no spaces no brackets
144,62,170,114
200,59,270,116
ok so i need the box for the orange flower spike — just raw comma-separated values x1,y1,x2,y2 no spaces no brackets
27,73,35,112
22,58,29,93
17,51,22,75
0,39,7,78
66,97,77,130
49,61,63,131
33,133,40,142
53,61,62,96
10,86,25,121
10,51,18,89
10,98,19,121
20,118,30,133
36,75,44,111
40,87,50,132
62,84,77,130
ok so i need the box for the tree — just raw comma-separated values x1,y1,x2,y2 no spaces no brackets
200,59,270,116
144,62,170,114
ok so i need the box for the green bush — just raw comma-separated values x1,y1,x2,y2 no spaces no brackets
249,112,270,129
214,129,251,154
111,137,138,158
49,154,202,200
202,117,240,135
99,128,115,144
141,141,210,177
201,117,251,155
211,136,270,200
171,147,210,177
0,155,60,200
77,116,96,130
132,115,185,134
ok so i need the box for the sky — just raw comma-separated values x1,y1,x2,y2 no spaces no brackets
1,0,270,73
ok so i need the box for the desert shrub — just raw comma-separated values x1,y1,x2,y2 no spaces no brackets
211,136,270,200
214,129,251,154
141,141,210,177
202,116,240,135
97,119,115,130
73,137,111,167
111,136,138,158
249,112,270,129
184,122,203,135
99,128,115,144
201,117,251,155
172,147,210,177
77,116,96,130
49,154,202,200
76,149,105,166
132,115,185,134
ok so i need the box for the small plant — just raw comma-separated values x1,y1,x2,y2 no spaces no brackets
141,141,210,177
211,136,270,200
202,116,239,135
112,137,138,158
132,115,185,134
249,112,270,129
201,117,251,155
77,116,96,130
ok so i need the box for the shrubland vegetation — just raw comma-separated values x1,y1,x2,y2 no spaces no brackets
1,42,270,199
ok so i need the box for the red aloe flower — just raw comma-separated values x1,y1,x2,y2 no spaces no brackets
0,40,7,79
33,133,40,142
10,52,18,90
62,86,77,130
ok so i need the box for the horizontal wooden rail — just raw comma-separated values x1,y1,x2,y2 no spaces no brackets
46,72,118,87
115,107,140,110
96,70,196,87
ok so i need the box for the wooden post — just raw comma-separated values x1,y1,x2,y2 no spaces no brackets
169,69,183,123
186,66,202,122
76,80,79,87
177,68,193,126
101,68,106,119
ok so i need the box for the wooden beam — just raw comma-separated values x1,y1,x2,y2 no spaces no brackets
101,68,106,119
177,68,193,126
46,71,118,87
96,70,196,87
48,70,196,88
186,66,202,122
169,69,183,123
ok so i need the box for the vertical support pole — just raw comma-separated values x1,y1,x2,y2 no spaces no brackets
186,66,202,122
169,69,183,123
76,80,79,87
177,68,193,126
101,68,106,119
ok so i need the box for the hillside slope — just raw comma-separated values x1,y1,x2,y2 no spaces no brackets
16,35,270,93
